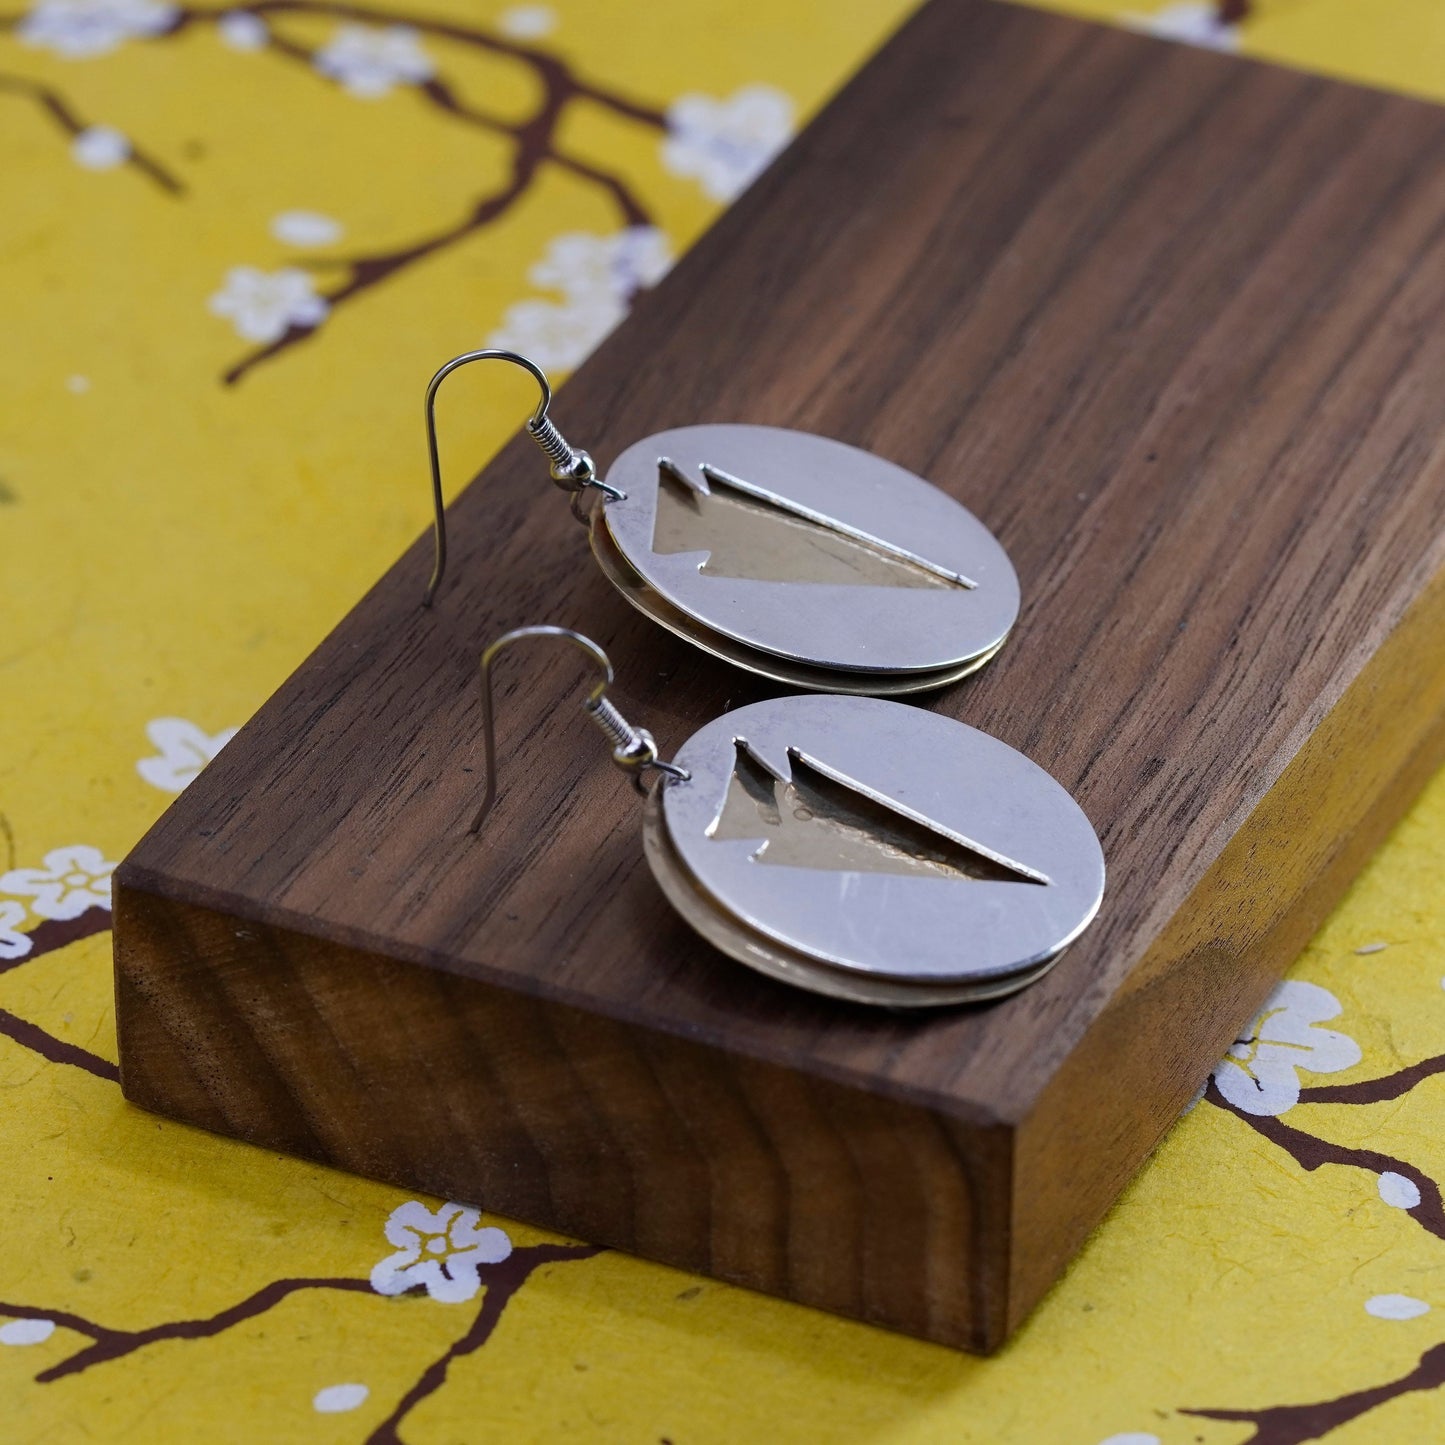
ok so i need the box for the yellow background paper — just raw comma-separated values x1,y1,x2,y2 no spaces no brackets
3,1,1445,1440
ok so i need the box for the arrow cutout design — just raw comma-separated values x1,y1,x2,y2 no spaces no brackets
652,457,978,590
706,740,1049,884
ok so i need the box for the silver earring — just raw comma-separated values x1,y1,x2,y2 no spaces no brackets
426,351,1020,695
472,627,1104,1008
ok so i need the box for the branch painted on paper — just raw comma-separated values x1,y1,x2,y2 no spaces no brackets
0,69,184,193
0,906,114,977
199,2,662,382
0,1242,601,1437
0,2,667,383
1299,1053,1445,1106
1186,1075,1445,1440
1207,1080,1445,1243
368,1242,602,1445
1183,1342,1445,1445
0,906,117,1080
0,1006,117,1082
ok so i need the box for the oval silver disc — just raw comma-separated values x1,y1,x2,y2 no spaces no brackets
601,425,1019,675
660,695,1104,984
642,788,1062,1008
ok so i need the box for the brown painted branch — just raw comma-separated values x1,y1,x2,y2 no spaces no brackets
1216,0,1252,26
0,1299,105,1345
0,1006,118,1083
231,0,669,129
1183,1342,1445,1445
33,1276,376,1383
1299,1054,1445,1106
367,1243,601,1445
1207,1081,1445,1242
0,905,112,978
418,74,654,227
0,72,184,194
222,155,536,384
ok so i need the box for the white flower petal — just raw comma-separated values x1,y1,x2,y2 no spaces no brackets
368,1247,422,1294
137,717,237,792
19,0,178,58
0,901,32,961
1123,3,1241,51
499,5,554,40
427,1253,482,1303
1378,1172,1423,1210
0,1319,55,1345
383,1199,447,1248
313,1383,369,1413
271,210,344,247
208,266,328,344
314,22,434,98
1365,1293,1430,1320
217,9,266,49
1213,1052,1302,1116
663,84,795,202
71,125,130,170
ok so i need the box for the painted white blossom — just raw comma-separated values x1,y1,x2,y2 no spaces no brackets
529,227,672,305
1211,980,1362,1116
0,845,116,921
18,0,176,58
208,266,328,344
217,9,267,50
486,295,625,372
499,4,554,40
137,717,238,793
0,1319,55,1346
1365,1294,1430,1320
1122,3,1242,52
1378,1172,1422,1210
314,23,435,98
270,210,344,247
71,125,130,170
0,902,31,963
662,84,794,202
370,1201,512,1303
313,1383,369,1413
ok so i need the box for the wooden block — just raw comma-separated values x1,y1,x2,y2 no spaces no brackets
113,0,1445,1353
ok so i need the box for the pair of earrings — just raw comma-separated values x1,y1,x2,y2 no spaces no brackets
428,351,1104,1007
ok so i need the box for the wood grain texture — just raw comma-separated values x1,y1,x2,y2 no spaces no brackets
113,0,1445,1351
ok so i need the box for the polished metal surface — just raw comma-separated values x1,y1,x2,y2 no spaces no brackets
602,425,1019,675
589,517,1000,694
660,695,1105,984
642,787,1060,1007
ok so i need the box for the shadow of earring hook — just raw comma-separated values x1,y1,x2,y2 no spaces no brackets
423,349,614,608
471,624,688,834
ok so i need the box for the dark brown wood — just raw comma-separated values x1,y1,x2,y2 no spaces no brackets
112,0,1445,1353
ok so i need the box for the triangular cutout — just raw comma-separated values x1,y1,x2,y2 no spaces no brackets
707,741,1046,883
651,459,971,589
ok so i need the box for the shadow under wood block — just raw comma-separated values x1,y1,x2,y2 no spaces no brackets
113,0,1445,1353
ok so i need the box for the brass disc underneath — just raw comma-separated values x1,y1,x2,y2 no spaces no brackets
592,516,1004,695
641,785,1059,1008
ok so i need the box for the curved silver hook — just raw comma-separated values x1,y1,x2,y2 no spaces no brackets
423,349,612,608
470,624,688,833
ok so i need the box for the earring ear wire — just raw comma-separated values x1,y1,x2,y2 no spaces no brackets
471,624,688,833
423,350,621,609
